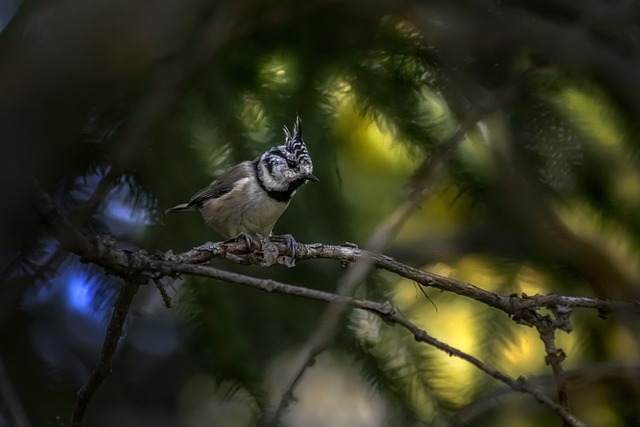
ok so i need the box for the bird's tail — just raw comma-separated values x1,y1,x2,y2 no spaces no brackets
165,203,196,214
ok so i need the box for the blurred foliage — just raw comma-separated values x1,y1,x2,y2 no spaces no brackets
1,0,640,426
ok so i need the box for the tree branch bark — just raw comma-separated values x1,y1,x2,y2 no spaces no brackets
30,179,629,427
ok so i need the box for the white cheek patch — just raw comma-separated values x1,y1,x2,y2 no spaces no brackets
260,162,287,191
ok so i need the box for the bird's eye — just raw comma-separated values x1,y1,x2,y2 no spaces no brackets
287,160,297,169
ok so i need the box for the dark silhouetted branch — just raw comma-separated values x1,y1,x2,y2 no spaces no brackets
69,278,141,427
172,240,640,317
537,319,570,426
164,259,586,426
31,178,621,427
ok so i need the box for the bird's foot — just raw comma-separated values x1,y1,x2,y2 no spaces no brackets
231,232,261,252
282,234,298,258
270,234,298,258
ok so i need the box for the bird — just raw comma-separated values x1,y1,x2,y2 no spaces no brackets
165,116,318,254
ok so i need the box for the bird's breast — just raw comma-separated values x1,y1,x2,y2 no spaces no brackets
200,178,290,239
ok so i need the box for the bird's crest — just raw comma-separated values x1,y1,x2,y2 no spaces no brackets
283,115,303,147
283,115,309,161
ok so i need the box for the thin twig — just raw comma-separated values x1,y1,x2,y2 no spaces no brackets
69,278,141,427
537,320,570,425
153,278,173,308
389,313,586,427
32,196,599,427
451,361,640,427
452,361,640,426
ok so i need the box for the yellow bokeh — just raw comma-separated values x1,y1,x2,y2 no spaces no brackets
327,85,422,235
393,276,480,406
607,324,640,361
500,327,546,376
349,309,436,422
556,200,640,283
515,265,550,296
557,84,640,209
454,256,508,293
560,87,622,147
333,91,419,174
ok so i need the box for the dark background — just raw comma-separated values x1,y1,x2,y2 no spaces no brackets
1,1,639,426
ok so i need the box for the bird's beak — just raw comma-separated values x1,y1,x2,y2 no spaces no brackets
305,173,320,182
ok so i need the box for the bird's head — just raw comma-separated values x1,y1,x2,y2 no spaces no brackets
257,116,319,194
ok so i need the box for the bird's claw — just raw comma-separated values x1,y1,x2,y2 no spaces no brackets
270,234,298,258
282,234,298,258
232,232,261,252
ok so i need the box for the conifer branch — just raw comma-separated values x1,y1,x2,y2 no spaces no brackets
29,178,631,427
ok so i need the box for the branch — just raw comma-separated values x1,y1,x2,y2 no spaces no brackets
95,252,588,427
69,278,141,427
31,179,621,427
30,180,142,427
33,174,638,321
388,313,585,427
453,361,640,425
536,319,570,425
26,233,581,425
172,240,640,318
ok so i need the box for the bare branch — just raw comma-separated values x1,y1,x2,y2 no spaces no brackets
106,253,588,426
387,312,586,427
537,319,570,424
30,177,623,427
172,240,640,317
30,180,141,427
69,279,141,427
453,361,640,426
153,278,173,309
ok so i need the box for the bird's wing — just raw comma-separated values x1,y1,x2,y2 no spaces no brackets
188,161,253,207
